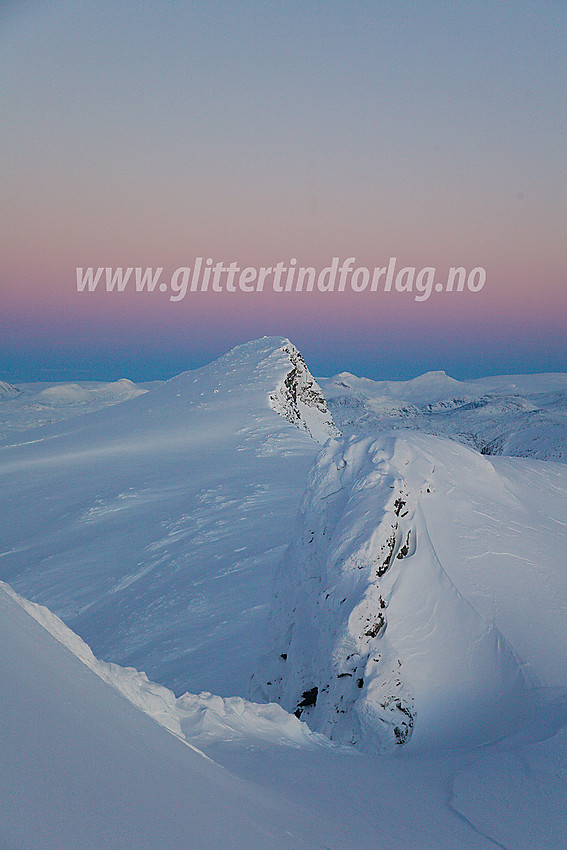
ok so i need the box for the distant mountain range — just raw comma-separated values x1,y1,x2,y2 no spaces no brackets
319,368,567,462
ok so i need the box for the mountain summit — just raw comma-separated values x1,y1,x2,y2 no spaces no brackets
266,339,341,442
0,337,337,696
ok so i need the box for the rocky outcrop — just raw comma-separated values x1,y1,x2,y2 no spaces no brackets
0,380,20,399
268,342,341,444
252,435,418,751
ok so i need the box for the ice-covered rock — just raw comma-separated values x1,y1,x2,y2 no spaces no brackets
267,340,341,443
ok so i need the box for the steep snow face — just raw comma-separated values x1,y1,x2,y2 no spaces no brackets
267,341,340,443
253,433,544,753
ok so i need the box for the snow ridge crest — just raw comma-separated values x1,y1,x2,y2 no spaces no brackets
252,433,529,753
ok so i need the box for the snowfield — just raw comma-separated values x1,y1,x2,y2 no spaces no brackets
320,369,567,462
1,337,567,848
0,339,330,696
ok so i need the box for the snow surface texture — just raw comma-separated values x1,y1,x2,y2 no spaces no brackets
2,337,567,848
320,369,567,462
0,338,331,696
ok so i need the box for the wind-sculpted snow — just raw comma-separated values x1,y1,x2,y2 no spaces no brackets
0,337,333,696
1,580,322,750
253,433,539,753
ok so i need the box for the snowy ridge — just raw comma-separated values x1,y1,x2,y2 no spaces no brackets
2,580,186,739
0,377,148,440
35,378,145,405
253,433,531,752
1,580,323,751
267,340,340,443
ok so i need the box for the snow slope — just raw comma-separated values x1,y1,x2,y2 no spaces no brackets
3,574,567,849
320,370,567,462
0,580,329,850
0,337,334,696
253,431,567,754
2,338,567,848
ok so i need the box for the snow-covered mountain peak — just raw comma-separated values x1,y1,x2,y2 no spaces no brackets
0,336,339,697
160,336,339,444
393,371,473,406
319,367,567,462
265,340,341,443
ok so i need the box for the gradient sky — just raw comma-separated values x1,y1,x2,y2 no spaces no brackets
1,0,566,381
